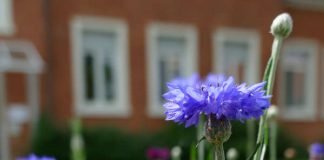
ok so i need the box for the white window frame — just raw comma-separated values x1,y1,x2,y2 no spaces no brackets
213,28,261,84
285,0,324,11
0,0,14,35
146,22,198,118
70,16,130,117
279,39,318,121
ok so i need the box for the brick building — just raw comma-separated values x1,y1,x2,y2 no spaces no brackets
1,0,324,157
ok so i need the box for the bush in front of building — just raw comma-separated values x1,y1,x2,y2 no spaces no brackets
30,115,309,160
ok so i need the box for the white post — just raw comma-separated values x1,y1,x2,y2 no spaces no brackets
0,73,10,160
26,74,39,137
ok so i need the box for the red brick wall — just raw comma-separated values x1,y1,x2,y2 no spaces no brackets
3,1,324,155
1,0,48,105
47,0,282,130
0,0,48,156
279,6,324,144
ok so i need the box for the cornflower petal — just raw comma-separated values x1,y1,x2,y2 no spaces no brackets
163,74,271,127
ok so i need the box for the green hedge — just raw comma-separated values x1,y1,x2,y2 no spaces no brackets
31,116,196,159
31,116,308,160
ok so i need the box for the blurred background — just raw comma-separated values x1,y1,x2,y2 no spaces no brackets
0,0,323,159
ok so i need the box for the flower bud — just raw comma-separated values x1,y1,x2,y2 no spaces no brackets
309,143,324,159
205,114,231,145
226,148,239,160
71,134,84,151
267,105,279,120
270,13,293,38
171,146,182,159
284,148,296,159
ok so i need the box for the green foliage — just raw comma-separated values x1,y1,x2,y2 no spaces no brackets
31,116,196,160
190,144,197,160
276,128,308,160
31,116,309,160
83,127,147,159
31,115,70,160
225,122,308,160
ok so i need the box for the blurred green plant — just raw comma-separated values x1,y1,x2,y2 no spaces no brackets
70,118,86,160
30,115,309,160
31,115,70,160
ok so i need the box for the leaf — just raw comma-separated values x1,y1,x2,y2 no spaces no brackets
190,143,197,160
264,120,269,145
195,136,206,148
208,147,214,160
252,57,273,160
262,57,273,91
246,141,263,160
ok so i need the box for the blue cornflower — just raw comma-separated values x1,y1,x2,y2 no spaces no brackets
16,154,55,160
310,143,324,157
163,74,270,127
163,74,207,127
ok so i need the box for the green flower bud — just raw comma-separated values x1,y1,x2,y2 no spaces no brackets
270,13,293,38
267,105,279,120
226,148,239,160
205,114,232,145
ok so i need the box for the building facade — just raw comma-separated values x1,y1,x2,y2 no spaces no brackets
1,0,324,156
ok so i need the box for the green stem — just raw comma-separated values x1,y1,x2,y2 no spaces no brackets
269,120,277,160
214,143,225,160
71,118,86,160
266,37,283,96
247,120,255,156
254,36,283,160
197,116,205,160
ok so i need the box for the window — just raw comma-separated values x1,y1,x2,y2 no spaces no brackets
147,23,198,117
213,28,260,84
71,16,130,117
279,39,318,121
0,0,14,35
284,0,324,10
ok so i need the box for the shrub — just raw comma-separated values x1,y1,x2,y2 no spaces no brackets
31,115,308,160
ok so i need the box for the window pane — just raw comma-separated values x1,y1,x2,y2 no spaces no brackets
285,71,305,107
283,51,308,108
0,0,13,33
223,41,248,82
83,31,116,103
83,52,95,101
158,37,184,98
104,50,115,100
159,59,181,95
